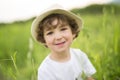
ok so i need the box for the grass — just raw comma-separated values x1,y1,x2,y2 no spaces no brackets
0,6,120,80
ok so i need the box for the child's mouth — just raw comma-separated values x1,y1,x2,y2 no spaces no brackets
55,41,65,45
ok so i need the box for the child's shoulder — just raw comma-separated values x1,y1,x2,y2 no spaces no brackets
70,48,84,54
70,48,87,57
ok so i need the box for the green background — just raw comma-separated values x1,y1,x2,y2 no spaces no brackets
0,4,120,80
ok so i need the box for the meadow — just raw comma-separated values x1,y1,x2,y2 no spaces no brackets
0,4,120,80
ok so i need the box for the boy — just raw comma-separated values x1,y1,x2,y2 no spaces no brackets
31,4,96,80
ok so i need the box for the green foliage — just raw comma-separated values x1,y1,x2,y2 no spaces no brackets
0,4,120,80
71,4,120,15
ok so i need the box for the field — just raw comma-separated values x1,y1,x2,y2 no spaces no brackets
0,5,120,80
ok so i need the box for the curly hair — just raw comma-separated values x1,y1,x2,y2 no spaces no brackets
36,13,80,43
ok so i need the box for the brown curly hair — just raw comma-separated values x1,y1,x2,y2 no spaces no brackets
36,13,80,43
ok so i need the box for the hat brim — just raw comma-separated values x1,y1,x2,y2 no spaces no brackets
31,8,83,43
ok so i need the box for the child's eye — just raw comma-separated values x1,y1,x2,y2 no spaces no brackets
61,28,67,31
46,32,53,35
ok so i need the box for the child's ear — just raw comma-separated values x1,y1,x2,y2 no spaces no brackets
73,34,76,39
42,43,48,48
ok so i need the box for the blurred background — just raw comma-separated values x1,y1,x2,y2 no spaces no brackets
0,0,120,80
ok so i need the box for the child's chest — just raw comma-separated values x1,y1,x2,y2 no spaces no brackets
50,58,83,80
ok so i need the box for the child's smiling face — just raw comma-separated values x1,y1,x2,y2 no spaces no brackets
43,18,75,54
36,14,80,44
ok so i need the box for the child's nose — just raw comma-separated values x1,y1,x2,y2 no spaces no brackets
54,31,62,40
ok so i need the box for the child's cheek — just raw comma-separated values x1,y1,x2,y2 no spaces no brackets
45,36,54,44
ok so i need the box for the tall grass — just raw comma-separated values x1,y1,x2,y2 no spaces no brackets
0,5,120,80
72,6,120,80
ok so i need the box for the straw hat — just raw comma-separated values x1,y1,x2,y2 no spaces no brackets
31,4,83,43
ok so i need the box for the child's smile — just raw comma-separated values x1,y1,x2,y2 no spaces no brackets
55,41,65,45
54,41,66,48
44,19,75,54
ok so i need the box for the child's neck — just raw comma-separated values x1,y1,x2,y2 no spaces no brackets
50,49,71,62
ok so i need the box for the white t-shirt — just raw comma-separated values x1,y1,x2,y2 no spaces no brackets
38,48,96,80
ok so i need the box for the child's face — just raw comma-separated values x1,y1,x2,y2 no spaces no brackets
43,18,75,54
